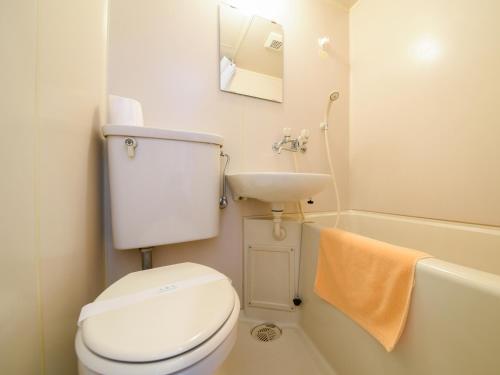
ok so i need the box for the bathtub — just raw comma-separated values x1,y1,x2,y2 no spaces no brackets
299,210,500,375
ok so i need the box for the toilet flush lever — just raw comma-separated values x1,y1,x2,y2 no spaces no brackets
125,137,137,158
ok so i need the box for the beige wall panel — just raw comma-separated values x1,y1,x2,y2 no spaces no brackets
350,0,500,226
36,0,108,373
0,1,42,373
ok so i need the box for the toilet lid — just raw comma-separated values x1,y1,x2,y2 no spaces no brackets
81,263,235,363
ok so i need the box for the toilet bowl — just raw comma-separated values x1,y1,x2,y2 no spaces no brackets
75,263,240,375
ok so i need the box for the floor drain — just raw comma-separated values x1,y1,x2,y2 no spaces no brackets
251,323,282,342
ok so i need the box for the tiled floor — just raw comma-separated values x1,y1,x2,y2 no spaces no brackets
216,320,335,375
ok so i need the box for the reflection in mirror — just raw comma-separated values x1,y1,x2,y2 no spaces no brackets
219,4,284,103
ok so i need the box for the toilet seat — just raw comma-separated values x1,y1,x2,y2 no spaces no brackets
76,263,240,375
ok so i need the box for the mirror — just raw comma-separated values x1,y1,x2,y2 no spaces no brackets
219,4,284,103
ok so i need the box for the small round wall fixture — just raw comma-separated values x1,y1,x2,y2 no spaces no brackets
318,36,331,50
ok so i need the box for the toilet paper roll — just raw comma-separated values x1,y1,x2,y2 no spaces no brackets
107,95,144,127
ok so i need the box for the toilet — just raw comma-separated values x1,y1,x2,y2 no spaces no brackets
75,125,239,375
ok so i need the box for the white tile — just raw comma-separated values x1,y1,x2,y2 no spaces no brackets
216,320,335,375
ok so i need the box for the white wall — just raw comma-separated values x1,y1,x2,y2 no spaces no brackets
107,0,350,297
0,0,107,373
350,0,500,226
0,1,41,373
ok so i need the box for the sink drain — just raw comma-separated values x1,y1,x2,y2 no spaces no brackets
251,323,282,342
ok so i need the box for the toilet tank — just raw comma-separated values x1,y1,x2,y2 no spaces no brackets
103,125,223,250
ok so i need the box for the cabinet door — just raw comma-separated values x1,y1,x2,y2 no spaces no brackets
246,245,295,311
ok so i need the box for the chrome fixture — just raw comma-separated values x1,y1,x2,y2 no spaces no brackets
219,151,230,209
272,128,310,154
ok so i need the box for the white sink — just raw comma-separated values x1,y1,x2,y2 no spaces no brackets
226,172,330,205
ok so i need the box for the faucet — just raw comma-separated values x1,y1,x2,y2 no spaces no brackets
272,128,310,154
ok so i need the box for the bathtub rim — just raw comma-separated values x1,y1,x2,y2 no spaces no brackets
303,210,500,297
304,210,500,233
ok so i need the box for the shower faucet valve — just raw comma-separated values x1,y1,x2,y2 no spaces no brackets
272,128,310,154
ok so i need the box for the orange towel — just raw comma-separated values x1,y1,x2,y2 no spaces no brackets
314,228,431,352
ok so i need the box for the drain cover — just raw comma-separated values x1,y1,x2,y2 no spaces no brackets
251,323,282,342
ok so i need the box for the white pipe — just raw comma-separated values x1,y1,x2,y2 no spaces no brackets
272,211,287,240
322,92,341,228
323,130,341,228
292,153,306,222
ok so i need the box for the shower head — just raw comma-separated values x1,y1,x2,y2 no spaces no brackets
322,90,340,130
329,91,340,101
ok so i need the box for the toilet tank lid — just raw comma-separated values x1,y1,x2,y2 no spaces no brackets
102,125,223,146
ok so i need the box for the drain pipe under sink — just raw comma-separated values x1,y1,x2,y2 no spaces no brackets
271,203,287,241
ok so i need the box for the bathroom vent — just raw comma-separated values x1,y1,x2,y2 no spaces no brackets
251,323,282,342
264,32,283,52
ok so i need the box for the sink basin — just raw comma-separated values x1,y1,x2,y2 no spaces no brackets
226,172,330,204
